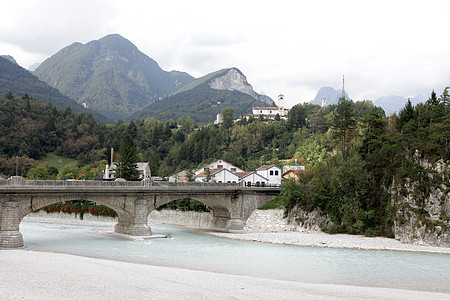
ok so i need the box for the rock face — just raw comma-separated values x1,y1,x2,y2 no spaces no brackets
244,207,332,232
392,158,449,247
209,68,273,105
309,87,350,106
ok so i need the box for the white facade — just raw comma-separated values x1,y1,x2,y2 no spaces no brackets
256,165,282,186
194,159,244,175
195,168,239,183
239,172,269,187
282,165,306,173
103,162,151,180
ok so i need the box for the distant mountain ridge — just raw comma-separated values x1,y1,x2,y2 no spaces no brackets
373,95,427,114
309,86,428,114
0,56,110,123
132,68,271,124
34,34,195,121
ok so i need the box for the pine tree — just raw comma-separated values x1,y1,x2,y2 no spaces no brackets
117,134,139,181
332,97,356,159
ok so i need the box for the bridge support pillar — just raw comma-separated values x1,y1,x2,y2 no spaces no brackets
226,218,245,230
0,201,24,248
114,199,151,236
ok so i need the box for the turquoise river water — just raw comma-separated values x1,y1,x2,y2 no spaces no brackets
20,221,450,294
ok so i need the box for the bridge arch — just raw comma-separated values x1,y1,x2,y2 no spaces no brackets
153,194,232,228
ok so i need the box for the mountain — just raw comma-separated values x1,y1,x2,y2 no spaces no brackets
1,55,17,64
309,87,350,106
28,63,40,71
374,95,427,115
0,56,110,123
34,34,195,121
132,68,273,124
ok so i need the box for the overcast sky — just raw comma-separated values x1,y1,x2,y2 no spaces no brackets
1,0,449,107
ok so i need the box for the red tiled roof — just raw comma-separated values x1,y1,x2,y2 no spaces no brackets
235,172,252,178
195,168,221,177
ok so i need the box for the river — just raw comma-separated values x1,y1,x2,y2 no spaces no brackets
20,221,450,294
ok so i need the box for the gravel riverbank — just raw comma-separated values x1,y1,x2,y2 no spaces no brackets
208,231,450,254
1,250,449,300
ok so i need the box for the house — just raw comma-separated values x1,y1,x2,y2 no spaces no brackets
195,168,239,183
282,169,303,181
194,159,245,175
168,169,191,182
240,94,289,121
236,171,269,187
256,165,282,186
103,162,151,180
282,165,305,173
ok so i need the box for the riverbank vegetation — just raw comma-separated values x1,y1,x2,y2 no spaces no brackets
0,88,448,235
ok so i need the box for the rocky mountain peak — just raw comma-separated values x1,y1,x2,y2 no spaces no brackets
209,68,273,105
0,55,17,65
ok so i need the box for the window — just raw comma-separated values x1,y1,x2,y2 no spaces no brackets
270,170,274,176
231,168,236,172
275,171,279,175
247,181,251,187
217,165,223,169
260,110,262,113
204,167,209,171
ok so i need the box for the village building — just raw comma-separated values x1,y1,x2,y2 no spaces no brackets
282,169,304,181
239,94,289,121
194,159,245,175
103,162,151,180
236,171,269,187
168,169,190,182
256,165,282,186
195,168,239,183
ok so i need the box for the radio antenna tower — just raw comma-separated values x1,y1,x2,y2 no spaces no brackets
342,75,345,99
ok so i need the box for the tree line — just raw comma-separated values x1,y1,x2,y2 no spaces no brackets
0,88,448,237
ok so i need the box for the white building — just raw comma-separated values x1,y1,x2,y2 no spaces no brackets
249,94,289,120
195,168,239,183
194,159,245,175
256,165,282,186
236,171,269,187
213,113,223,125
103,162,151,180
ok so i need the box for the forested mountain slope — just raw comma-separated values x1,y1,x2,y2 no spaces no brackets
34,34,195,121
0,56,110,123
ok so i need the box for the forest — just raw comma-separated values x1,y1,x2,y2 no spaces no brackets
0,88,448,236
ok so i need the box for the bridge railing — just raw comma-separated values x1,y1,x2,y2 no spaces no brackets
0,177,280,188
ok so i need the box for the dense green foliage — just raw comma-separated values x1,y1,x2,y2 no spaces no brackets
274,89,449,236
0,88,448,238
116,134,139,180
33,34,194,121
131,82,267,125
0,56,109,123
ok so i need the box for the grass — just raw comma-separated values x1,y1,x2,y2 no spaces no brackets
37,152,79,169
258,196,286,210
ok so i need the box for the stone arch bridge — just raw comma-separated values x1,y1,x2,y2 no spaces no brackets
0,177,279,248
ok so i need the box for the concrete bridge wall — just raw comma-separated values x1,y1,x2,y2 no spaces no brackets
0,177,279,248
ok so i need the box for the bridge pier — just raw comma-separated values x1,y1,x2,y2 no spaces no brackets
114,199,151,236
0,201,24,248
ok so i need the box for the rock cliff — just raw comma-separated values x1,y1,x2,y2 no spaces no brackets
209,68,273,105
392,157,449,246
